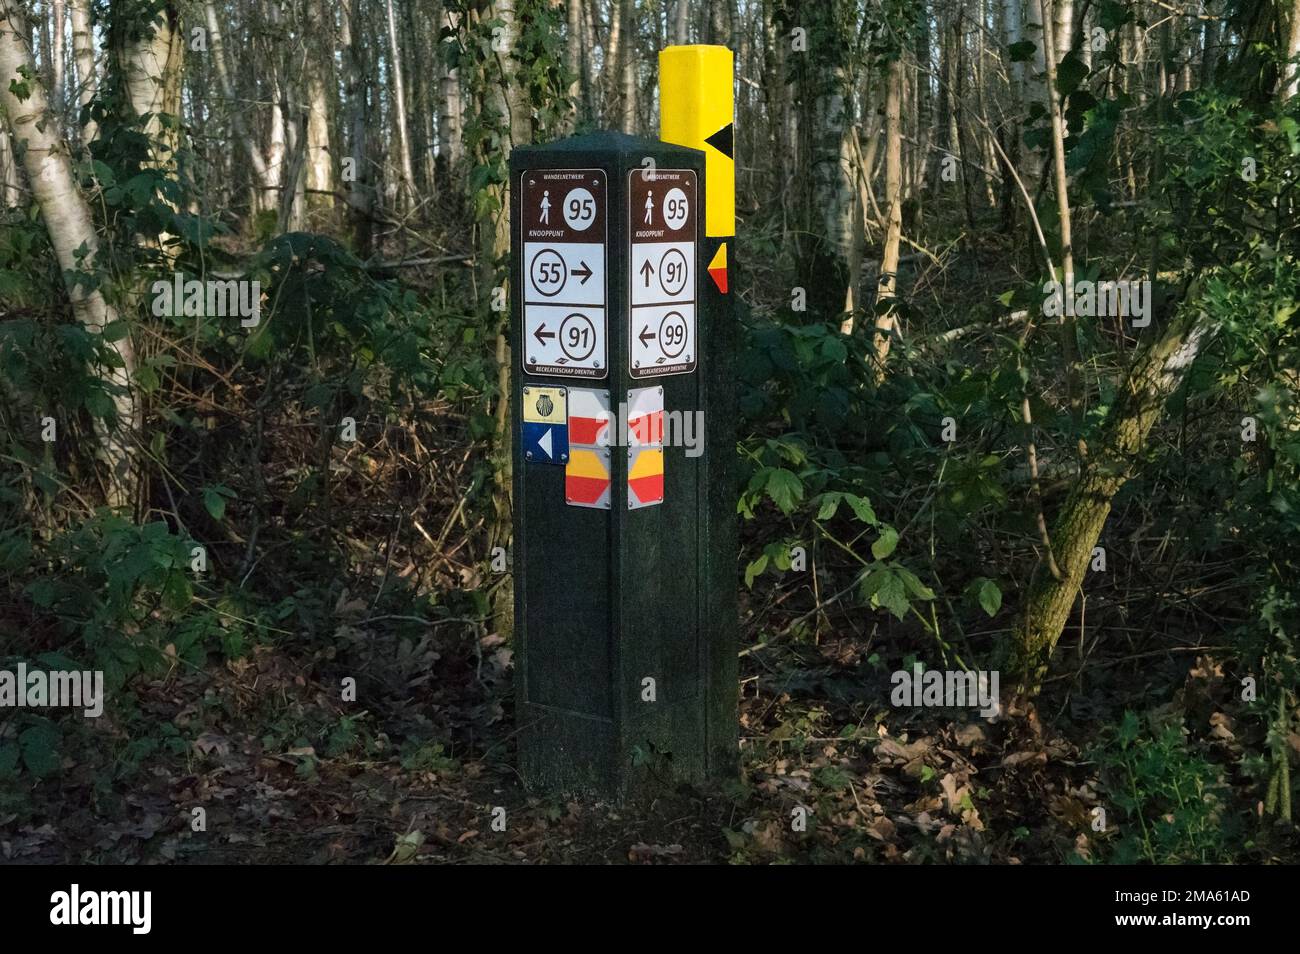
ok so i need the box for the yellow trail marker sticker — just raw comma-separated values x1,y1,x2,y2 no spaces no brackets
523,386,567,425
706,242,728,294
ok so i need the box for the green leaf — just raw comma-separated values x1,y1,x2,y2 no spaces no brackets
871,526,899,560
1117,710,1141,748
162,571,192,612
895,566,935,601
19,722,61,778
977,578,1002,617
843,493,877,525
0,741,19,778
1055,53,1089,96
102,319,130,342
764,468,804,514
203,486,227,520
860,566,909,619
1008,40,1037,63
816,492,842,520
744,554,769,588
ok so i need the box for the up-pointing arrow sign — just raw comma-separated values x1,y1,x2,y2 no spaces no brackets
639,260,654,287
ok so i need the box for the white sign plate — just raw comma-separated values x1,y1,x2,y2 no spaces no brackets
522,169,608,378
628,168,698,378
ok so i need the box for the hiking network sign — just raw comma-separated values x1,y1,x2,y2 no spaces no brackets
628,167,698,378
520,168,608,378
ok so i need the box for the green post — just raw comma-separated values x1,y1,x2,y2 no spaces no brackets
510,127,738,796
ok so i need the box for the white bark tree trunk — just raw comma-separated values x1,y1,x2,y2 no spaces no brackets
304,0,334,207
70,0,94,144
0,0,136,506
384,0,417,208
872,55,904,382
204,0,272,206
1284,0,1300,101
51,0,64,115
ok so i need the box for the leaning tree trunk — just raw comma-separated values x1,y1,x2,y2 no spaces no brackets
0,0,137,507
1010,295,1211,694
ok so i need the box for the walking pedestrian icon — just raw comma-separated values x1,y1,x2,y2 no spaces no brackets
644,192,654,225
540,190,551,224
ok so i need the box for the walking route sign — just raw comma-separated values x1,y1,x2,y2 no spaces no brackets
628,168,697,378
521,168,608,378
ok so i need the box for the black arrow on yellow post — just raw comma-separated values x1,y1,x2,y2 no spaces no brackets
661,45,734,297
704,122,733,160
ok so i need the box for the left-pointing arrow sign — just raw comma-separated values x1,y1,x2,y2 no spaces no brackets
533,324,555,346
638,324,656,347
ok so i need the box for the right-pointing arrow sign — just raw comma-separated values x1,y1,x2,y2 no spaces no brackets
573,261,593,284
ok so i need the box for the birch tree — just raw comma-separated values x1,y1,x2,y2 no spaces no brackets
70,0,95,143
0,0,137,506
384,0,417,208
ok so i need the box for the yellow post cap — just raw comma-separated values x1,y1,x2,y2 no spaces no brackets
659,45,734,238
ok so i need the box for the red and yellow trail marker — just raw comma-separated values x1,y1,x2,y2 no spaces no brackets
566,448,611,508
628,448,664,508
706,243,728,294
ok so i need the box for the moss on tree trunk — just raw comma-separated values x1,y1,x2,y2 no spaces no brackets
1011,294,1209,695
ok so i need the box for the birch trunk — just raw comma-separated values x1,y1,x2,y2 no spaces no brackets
0,1,136,507
70,0,94,143
204,0,272,209
51,0,64,115
872,55,904,383
1284,0,1300,101
565,0,582,128
620,0,635,134
1037,0,1083,437
383,0,417,208
304,0,334,209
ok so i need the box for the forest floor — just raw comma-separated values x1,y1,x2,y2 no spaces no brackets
5,587,1295,865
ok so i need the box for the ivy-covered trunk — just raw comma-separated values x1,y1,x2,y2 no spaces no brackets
1010,296,1210,694
0,0,137,508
